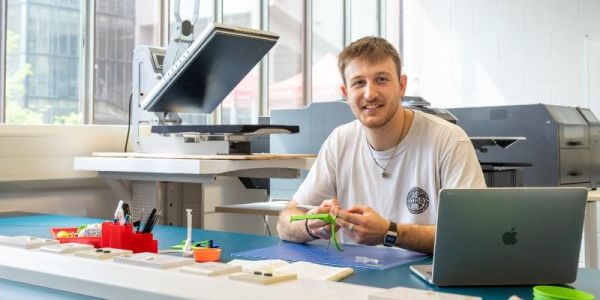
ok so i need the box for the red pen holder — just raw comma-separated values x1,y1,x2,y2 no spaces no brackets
101,222,158,253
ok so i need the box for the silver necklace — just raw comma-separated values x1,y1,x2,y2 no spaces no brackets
365,109,409,178
366,139,399,178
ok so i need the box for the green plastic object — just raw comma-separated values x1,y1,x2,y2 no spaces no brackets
171,239,215,250
289,213,343,251
533,285,595,300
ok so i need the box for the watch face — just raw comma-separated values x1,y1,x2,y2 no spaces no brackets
384,233,397,246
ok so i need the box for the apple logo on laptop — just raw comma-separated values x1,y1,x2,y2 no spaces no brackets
503,228,517,245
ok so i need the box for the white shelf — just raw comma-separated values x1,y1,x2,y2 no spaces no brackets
74,156,314,176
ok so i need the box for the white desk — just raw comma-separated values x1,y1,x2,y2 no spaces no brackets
76,152,315,178
586,190,599,269
74,152,315,234
75,154,600,268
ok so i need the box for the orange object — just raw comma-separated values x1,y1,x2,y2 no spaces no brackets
50,227,102,248
194,247,221,262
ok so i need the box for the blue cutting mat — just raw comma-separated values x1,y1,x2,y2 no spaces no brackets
231,242,429,270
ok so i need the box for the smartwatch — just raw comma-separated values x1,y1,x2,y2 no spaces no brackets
383,221,398,247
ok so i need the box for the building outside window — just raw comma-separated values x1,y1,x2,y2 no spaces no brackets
94,0,153,125
5,0,158,125
6,0,82,124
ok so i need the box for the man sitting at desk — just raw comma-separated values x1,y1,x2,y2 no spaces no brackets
277,37,485,254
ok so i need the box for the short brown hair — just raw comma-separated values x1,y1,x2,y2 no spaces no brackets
338,36,402,84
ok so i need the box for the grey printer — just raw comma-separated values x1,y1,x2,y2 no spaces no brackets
449,104,599,189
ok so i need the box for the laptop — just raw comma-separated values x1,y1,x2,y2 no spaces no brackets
410,188,587,286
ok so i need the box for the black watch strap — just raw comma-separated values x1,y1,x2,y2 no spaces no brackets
388,221,397,233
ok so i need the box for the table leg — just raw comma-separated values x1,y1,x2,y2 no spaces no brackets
584,201,598,269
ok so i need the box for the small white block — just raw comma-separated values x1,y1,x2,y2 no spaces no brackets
0,236,59,249
40,243,94,254
180,262,242,276
74,248,133,260
114,253,194,269
229,271,297,285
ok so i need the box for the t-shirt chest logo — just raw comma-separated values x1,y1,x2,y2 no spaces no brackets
406,187,430,214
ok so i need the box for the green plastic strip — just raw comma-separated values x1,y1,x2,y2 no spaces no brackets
533,285,595,300
171,239,214,250
290,213,343,251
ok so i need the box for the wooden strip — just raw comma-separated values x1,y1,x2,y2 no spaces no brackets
92,152,316,160
588,190,600,202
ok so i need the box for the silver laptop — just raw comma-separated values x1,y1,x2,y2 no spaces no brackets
410,188,587,286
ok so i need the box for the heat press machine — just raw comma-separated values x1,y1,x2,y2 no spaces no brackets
131,7,297,155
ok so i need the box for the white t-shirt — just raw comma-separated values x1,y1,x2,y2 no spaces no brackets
293,110,486,231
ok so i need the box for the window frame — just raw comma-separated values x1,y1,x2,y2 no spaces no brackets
0,0,7,123
82,0,94,124
302,0,312,106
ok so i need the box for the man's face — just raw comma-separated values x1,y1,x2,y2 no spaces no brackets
341,57,407,129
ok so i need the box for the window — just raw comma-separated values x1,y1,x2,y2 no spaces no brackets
312,0,343,102
94,0,158,124
169,0,213,38
1,0,401,124
312,0,384,103
5,0,82,124
167,0,214,126
221,0,260,124
268,0,304,111
350,0,379,41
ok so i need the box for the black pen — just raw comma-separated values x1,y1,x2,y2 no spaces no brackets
141,208,157,233
146,210,162,233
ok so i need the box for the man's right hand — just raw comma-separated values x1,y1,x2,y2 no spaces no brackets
277,198,342,243
305,198,341,239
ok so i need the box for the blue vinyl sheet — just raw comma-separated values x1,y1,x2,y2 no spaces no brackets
231,242,429,270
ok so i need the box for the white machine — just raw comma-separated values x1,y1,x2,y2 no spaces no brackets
75,3,314,234
131,7,296,155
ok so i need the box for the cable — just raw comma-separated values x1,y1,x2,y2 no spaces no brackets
263,215,272,237
124,93,133,152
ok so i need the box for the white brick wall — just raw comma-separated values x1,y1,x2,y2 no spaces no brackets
403,0,600,116
403,0,600,268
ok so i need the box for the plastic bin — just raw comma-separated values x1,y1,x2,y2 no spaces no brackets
50,227,102,248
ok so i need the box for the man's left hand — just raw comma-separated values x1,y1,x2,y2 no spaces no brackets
331,205,389,246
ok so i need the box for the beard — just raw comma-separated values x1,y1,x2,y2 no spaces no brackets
357,99,400,129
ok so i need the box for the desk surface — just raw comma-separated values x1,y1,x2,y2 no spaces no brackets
0,213,599,300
